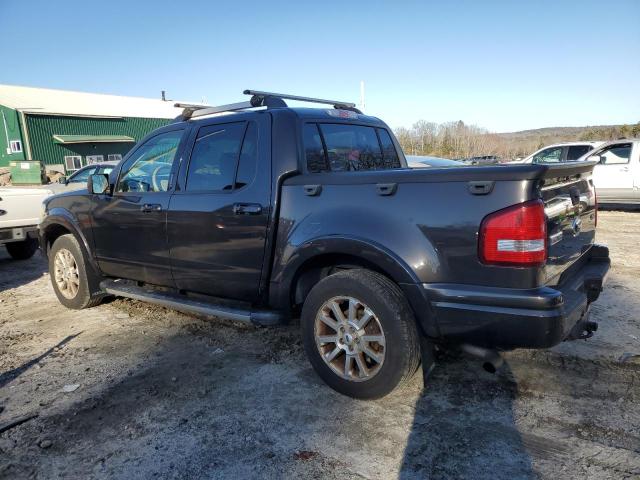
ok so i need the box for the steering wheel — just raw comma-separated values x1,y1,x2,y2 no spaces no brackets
151,165,170,192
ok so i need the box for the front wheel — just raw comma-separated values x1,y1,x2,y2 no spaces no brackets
301,269,420,399
49,234,105,309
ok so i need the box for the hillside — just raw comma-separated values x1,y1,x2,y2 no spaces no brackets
395,121,639,160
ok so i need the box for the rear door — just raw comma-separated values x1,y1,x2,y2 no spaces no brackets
167,114,271,301
91,127,187,286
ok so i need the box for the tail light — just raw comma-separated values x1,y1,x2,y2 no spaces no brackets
479,199,547,266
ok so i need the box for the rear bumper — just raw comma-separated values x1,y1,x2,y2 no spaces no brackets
404,244,610,349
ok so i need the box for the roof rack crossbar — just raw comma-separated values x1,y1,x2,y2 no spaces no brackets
174,101,254,120
244,89,359,111
173,89,361,122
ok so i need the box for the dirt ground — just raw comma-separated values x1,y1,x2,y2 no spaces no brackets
0,211,638,479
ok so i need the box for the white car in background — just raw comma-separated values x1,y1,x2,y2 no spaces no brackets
581,139,640,205
511,141,605,164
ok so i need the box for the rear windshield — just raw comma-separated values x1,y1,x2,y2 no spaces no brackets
303,123,401,172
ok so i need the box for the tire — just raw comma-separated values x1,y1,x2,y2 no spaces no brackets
6,238,38,260
301,269,420,399
49,234,105,309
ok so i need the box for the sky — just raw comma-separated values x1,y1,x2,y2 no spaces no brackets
0,0,638,132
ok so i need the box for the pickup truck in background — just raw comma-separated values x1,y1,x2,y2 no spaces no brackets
509,141,605,164
581,139,640,205
1,186,53,259
39,90,610,399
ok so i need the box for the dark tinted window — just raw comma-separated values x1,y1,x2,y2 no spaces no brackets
235,123,257,189
303,123,328,172
186,122,245,191
567,145,592,161
319,124,383,171
377,129,401,168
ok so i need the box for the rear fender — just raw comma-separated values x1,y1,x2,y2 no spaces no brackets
269,236,439,337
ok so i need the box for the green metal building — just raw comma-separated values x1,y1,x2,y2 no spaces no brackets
0,84,183,174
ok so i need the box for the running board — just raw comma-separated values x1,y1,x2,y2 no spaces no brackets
100,280,285,326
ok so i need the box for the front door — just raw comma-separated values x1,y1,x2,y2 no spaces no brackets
592,142,635,202
167,115,271,302
91,127,187,286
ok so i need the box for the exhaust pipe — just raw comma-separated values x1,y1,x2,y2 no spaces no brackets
461,344,503,374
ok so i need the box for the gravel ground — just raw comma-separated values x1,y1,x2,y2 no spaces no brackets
0,211,638,479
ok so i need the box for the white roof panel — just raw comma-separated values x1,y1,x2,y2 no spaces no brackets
0,84,185,119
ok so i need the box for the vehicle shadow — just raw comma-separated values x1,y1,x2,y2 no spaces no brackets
0,323,536,479
0,333,81,389
0,247,48,291
399,353,535,479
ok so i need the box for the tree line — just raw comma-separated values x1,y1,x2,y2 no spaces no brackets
394,120,640,160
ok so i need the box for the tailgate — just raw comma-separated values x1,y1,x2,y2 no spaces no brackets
539,161,598,285
0,187,53,228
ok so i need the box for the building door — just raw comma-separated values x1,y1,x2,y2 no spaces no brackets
91,127,186,286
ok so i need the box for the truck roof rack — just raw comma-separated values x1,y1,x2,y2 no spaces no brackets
173,89,362,122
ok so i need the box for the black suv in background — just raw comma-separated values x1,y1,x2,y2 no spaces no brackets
40,90,609,399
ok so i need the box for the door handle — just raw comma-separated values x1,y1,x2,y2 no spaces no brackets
620,167,629,172
304,184,322,196
140,203,162,212
233,203,262,215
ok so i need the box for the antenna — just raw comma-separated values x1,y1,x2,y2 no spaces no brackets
359,81,366,112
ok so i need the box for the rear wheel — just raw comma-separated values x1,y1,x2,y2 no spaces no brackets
6,238,38,260
301,269,420,399
49,234,105,309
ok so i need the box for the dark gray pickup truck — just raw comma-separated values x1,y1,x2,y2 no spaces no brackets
39,90,610,399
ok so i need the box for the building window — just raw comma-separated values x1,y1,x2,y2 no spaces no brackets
64,155,83,172
9,140,22,153
86,155,104,164
107,154,123,162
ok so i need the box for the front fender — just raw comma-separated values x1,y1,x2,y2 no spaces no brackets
39,208,99,273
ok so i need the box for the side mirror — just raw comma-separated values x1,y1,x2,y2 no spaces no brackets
587,155,602,163
88,174,110,195
58,176,67,184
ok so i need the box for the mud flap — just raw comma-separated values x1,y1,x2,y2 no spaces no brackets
420,336,436,387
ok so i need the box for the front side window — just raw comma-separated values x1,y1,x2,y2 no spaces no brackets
533,147,563,163
186,122,246,192
597,143,632,165
68,167,95,183
117,130,182,193
567,145,592,161
97,166,114,176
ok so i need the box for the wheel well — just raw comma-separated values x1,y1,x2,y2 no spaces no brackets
43,224,71,254
291,254,397,310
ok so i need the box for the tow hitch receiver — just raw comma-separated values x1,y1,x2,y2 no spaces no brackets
567,311,599,341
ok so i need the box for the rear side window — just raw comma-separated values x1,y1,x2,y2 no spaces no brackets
305,123,401,172
567,145,592,161
377,129,401,168
303,124,328,172
186,122,246,191
235,122,257,189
